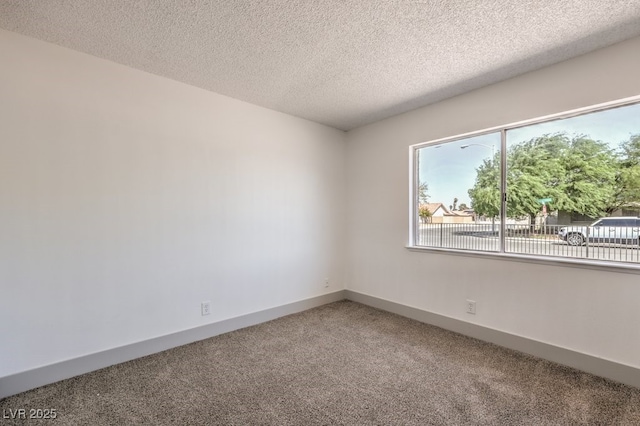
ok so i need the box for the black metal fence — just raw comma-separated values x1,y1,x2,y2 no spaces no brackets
417,223,640,264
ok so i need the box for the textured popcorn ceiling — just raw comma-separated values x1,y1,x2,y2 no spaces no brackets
2,1,640,131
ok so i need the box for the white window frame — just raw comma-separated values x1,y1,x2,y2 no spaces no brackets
408,95,640,273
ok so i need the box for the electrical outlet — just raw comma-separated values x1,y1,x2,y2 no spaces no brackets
466,299,476,315
324,278,330,288
201,301,211,316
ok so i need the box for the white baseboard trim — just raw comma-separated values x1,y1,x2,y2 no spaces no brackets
344,290,640,389
4,288,637,399
0,290,346,400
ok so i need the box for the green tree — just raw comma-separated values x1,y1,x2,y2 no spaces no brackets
556,136,618,217
418,204,432,224
468,133,620,226
467,154,500,219
505,134,566,224
418,182,429,204
417,182,432,223
458,203,469,211
617,134,640,208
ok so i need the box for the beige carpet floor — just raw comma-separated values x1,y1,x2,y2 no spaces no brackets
1,300,639,425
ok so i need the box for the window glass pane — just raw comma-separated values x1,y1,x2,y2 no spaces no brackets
413,100,640,266
504,103,640,262
416,133,500,251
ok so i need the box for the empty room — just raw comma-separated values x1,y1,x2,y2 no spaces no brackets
1,1,640,424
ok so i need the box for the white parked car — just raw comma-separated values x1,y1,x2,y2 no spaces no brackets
558,217,640,246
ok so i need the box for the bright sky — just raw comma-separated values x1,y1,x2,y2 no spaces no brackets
418,102,640,208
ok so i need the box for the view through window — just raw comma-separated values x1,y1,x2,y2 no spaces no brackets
414,100,640,265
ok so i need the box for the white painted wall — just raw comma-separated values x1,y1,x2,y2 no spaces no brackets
346,36,640,369
0,30,345,378
2,25,639,386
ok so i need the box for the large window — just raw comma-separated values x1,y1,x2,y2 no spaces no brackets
412,99,640,266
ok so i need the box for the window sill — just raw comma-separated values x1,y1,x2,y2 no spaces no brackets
405,245,640,275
